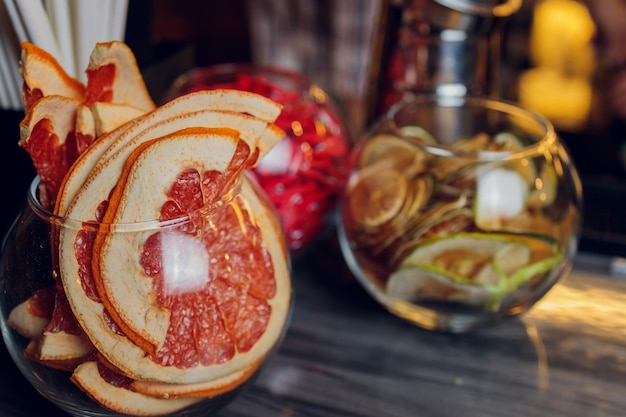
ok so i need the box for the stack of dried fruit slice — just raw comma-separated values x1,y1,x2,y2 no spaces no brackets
7,41,291,416
342,127,564,313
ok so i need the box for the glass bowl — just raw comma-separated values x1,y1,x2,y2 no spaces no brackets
163,64,352,254
338,95,582,332
0,175,292,417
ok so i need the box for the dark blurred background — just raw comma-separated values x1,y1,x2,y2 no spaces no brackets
3,0,626,255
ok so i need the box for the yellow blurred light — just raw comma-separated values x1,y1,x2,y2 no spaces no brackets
530,0,596,76
291,121,303,136
520,0,597,131
518,68,592,131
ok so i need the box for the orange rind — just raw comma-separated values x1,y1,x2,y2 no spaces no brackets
84,41,155,111
20,42,85,111
71,361,202,416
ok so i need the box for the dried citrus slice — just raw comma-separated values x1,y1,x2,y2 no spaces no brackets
7,286,54,340
7,301,50,340
54,114,138,217
56,89,282,217
84,41,155,111
90,102,146,137
58,109,285,342
129,360,260,399
386,265,491,307
91,128,252,353
358,134,428,177
35,289,96,362
399,125,437,145
93,129,289,375
38,330,95,361
19,95,82,209
58,125,289,385
71,361,201,416
20,42,85,111
60,175,288,385
59,109,282,222
55,90,284,218
348,163,408,229
24,339,87,371
75,104,96,154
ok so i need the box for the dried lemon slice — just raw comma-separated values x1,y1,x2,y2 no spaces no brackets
348,164,408,229
358,134,428,177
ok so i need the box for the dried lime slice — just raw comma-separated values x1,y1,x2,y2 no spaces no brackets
399,125,437,145
386,265,491,307
390,232,561,311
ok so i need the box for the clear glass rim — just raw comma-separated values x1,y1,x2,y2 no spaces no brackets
184,62,311,84
434,0,522,17
163,62,315,104
385,95,558,161
27,176,241,232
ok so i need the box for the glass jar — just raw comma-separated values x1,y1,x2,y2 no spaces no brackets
369,0,522,120
163,64,352,254
0,175,292,417
338,95,582,332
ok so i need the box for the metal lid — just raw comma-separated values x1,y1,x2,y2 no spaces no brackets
402,0,522,33
434,0,522,17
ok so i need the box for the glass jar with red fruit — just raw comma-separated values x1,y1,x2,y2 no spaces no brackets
163,64,352,254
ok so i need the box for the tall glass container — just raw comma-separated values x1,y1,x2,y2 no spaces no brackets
367,0,522,121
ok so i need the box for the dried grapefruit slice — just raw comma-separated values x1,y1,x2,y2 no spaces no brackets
20,42,85,111
19,95,82,209
55,89,282,217
54,113,144,216
90,101,146,137
99,90,283,162
129,360,260,399
71,361,201,416
38,330,95,361
86,129,289,383
92,128,255,353
24,339,88,371
7,286,54,340
59,109,282,223
57,110,284,340
7,301,50,340
84,41,155,111
36,288,96,362
74,103,147,155
60,166,289,385
75,104,96,154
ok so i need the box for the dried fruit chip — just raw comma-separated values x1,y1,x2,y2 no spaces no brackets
19,95,82,209
71,361,201,416
129,360,260,399
20,42,85,111
84,41,155,111
348,164,408,229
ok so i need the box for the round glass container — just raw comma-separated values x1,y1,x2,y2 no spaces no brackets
163,64,352,253
338,95,582,332
0,175,292,417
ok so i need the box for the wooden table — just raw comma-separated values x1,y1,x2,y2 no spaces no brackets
1,240,625,417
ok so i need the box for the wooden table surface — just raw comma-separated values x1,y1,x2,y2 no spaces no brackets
1,237,625,417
